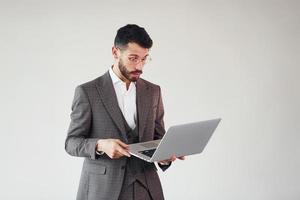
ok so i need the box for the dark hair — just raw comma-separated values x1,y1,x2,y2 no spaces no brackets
114,24,153,50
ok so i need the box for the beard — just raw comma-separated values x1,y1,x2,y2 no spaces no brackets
118,59,143,82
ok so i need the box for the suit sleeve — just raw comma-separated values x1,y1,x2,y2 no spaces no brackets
65,86,99,160
154,86,165,140
154,86,172,171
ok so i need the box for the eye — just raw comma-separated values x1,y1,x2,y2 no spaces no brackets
128,57,138,62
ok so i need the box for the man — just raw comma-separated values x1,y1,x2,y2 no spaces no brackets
65,24,184,200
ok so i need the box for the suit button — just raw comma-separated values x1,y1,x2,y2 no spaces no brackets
121,166,125,170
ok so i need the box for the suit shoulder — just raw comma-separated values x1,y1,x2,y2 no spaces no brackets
76,73,106,91
139,78,161,91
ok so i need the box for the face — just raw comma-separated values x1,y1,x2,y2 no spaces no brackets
113,42,150,82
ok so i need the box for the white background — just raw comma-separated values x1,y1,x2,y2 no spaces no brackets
0,0,299,199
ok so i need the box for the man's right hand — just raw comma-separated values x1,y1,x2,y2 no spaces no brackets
96,139,131,159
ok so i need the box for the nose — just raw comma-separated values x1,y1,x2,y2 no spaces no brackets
135,62,144,71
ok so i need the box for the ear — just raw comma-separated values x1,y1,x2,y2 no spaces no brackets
112,46,118,59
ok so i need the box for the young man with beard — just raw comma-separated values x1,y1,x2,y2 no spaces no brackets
65,24,184,200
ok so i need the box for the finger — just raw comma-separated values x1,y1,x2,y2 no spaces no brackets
161,157,174,163
116,140,129,148
110,150,124,159
116,146,131,157
171,155,177,161
114,152,123,159
178,156,185,160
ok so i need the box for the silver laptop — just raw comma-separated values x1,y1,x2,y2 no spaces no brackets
129,118,221,162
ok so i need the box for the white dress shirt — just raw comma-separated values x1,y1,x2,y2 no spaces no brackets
109,67,137,130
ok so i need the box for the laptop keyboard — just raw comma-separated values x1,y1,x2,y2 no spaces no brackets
139,149,156,157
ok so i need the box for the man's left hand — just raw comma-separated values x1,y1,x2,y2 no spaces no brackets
159,155,186,165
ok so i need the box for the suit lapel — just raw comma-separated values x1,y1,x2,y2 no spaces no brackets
95,71,128,142
136,79,151,141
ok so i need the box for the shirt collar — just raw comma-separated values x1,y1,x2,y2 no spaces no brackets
109,66,122,85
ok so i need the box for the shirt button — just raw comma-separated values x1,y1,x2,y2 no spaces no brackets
121,166,125,170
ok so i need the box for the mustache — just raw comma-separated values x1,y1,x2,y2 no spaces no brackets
131,70,143,74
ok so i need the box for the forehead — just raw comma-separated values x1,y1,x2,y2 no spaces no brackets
123,42,149,57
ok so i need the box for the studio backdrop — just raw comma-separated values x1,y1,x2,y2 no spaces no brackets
0,0,299,199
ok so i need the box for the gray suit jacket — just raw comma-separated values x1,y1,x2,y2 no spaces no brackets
65,71,170,200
